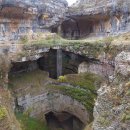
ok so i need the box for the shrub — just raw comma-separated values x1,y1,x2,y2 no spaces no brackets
20,35,28,44
104,36,113,45
0,106,7,120
97,116,111,127
125,82,130,88
104,36,114,53
58,76,67,82
121,112,130,122
126,89,130,96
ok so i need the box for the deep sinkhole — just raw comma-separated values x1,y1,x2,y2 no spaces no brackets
9,49,102,130
45,111,84,130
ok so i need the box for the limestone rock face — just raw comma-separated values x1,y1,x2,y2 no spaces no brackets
0,0,67,42
17,93,89,124
62,0,130,39
78,62,114,77
115,51,130,76
92,51,130,130
93,83,130,130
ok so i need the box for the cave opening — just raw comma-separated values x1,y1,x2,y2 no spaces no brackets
36,49,94,78
45,111,84,130
9,49,93,79
61,15,113,39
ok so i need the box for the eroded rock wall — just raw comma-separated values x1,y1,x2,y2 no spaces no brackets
93,51,130,130
62,0,130,39
17,93,89,124
0,0,67,42
78,62,114,77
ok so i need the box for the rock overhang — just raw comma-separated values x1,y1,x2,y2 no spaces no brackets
60,0,130,39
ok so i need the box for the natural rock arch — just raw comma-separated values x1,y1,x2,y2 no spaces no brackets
17,93,89,124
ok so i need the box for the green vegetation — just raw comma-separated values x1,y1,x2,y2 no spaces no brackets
16,112,49,130
20,35,28,44
9,70,48,88
59,73,102,91
126,89,130,96
0,106,7,120
9,71,101,115
58,76,67,82
48,84,96,113
9,70,101,121
121,109,130,122
9,70,49,96
97,112,112,127
97,116,111,127
48,73,102,114
19,32,105,47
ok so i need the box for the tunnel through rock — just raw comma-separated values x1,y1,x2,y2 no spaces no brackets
45,111,84,130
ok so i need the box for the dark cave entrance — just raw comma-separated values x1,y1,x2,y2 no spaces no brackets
61,15,111,39
9,49,96,79
45,111,84,130
37,49,93,78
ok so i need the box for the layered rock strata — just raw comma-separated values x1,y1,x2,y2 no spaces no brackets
0,0,67,42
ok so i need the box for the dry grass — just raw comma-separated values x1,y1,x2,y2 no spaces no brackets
112,33,130,45
9,70,50,96
84,122,93,130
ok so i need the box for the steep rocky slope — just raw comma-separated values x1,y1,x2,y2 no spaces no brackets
93,51,130,130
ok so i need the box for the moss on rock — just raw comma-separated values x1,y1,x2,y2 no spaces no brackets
47,73,102,116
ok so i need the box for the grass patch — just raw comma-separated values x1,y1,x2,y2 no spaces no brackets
59,73,102,91
16,112,49,130
8,70,50,96
9,70,48,89
48,84,96,112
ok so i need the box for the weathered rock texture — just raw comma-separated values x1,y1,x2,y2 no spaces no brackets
78,61,114,77
0,0,67,42
0,0,130,130
61,0,130,39
115,51,130,77
93,51,130,130
93,82,130,130
17,93,89,124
